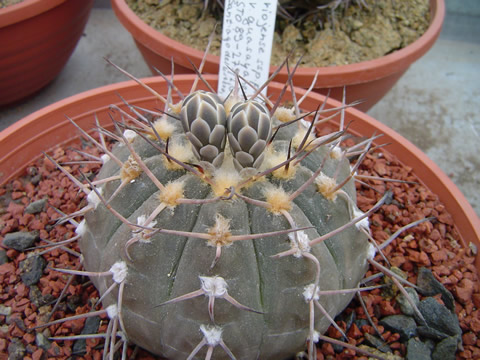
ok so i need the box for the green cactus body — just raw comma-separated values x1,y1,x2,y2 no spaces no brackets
78,91,372,359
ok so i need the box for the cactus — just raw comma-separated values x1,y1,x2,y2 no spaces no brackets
34,55,403,359
53,72,385,359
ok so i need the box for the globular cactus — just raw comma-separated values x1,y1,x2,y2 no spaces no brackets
68,81,377,360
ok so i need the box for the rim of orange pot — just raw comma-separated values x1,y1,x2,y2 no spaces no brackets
0,74,478,268
110,0,445,88
0,0,65,28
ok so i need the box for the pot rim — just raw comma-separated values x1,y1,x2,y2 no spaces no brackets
0,74,478,267
0,0,65,28
110,0,445,87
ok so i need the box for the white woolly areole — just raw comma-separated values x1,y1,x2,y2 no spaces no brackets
200,325,223,346
136,215,157,228
135,215,157,243
288,231,311,257
330,145,342,160
366,242,377,261
309,330,320,343
123,129,137,142
353,207,370,231
109,261,128,284
100,154,110,164
303,283,320,302
199,276,228,297
87,187,103,209
106,304,118,319
75,219,87,236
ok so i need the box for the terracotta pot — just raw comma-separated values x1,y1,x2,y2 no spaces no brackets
0,0,94,106
110,0,445,111
0,74,478,269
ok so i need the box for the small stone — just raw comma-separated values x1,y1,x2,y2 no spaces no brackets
396,287,420,316
29,285,55,308
2,231,39,251
431,336,459,360
454,278,474,304
72,316,101,354
417,267,455,311
32,349,44,360
462,332,477,346
0,249,8,265
19,255,46,286
0,304,12,316
357,345,403,360
36,332,51,350
25,198,47,214
7,338,26,360
364,333,392,353
406,338,431,360
417,326,450,341
380,314,417,341
431,248,448,262
417,297,461,337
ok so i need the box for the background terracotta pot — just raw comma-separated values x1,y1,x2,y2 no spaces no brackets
110,0,445,111
0,0,94,106
0,74,478,269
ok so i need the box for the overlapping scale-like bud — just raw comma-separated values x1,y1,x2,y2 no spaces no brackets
180,91,227,168
227,100,272,171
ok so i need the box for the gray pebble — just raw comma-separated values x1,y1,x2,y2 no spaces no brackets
417,267,455,311
0,304,11,316
36,331,52,350
25,198,47,214
29,285,56,308
380,314,418,341
364,333,392,353
73,316,101,354
2,231,39,251
19,255,46,286
0,249,8,265
406,338,432,360
417,297,461,337
431,336,459,360
7,338,25,360
417,325,450,341
396,287,420,316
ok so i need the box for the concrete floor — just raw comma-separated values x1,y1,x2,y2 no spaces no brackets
0,0,479,217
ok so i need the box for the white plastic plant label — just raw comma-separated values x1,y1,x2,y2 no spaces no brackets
218,0,278,99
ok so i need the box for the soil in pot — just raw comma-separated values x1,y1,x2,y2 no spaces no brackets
125,0,430,67
0,125,479,359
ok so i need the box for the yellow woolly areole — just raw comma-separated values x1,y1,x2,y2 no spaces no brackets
120,156,142,182
209,150,244,196
263,146,297,180
207,214,232,247
211,167,242,197
264,186,292,214
169,102,182,115
158,181,184,207
274,106,296,123
315,172,339,201
163,141,195,170
150,117,176,141
292,127,316,151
